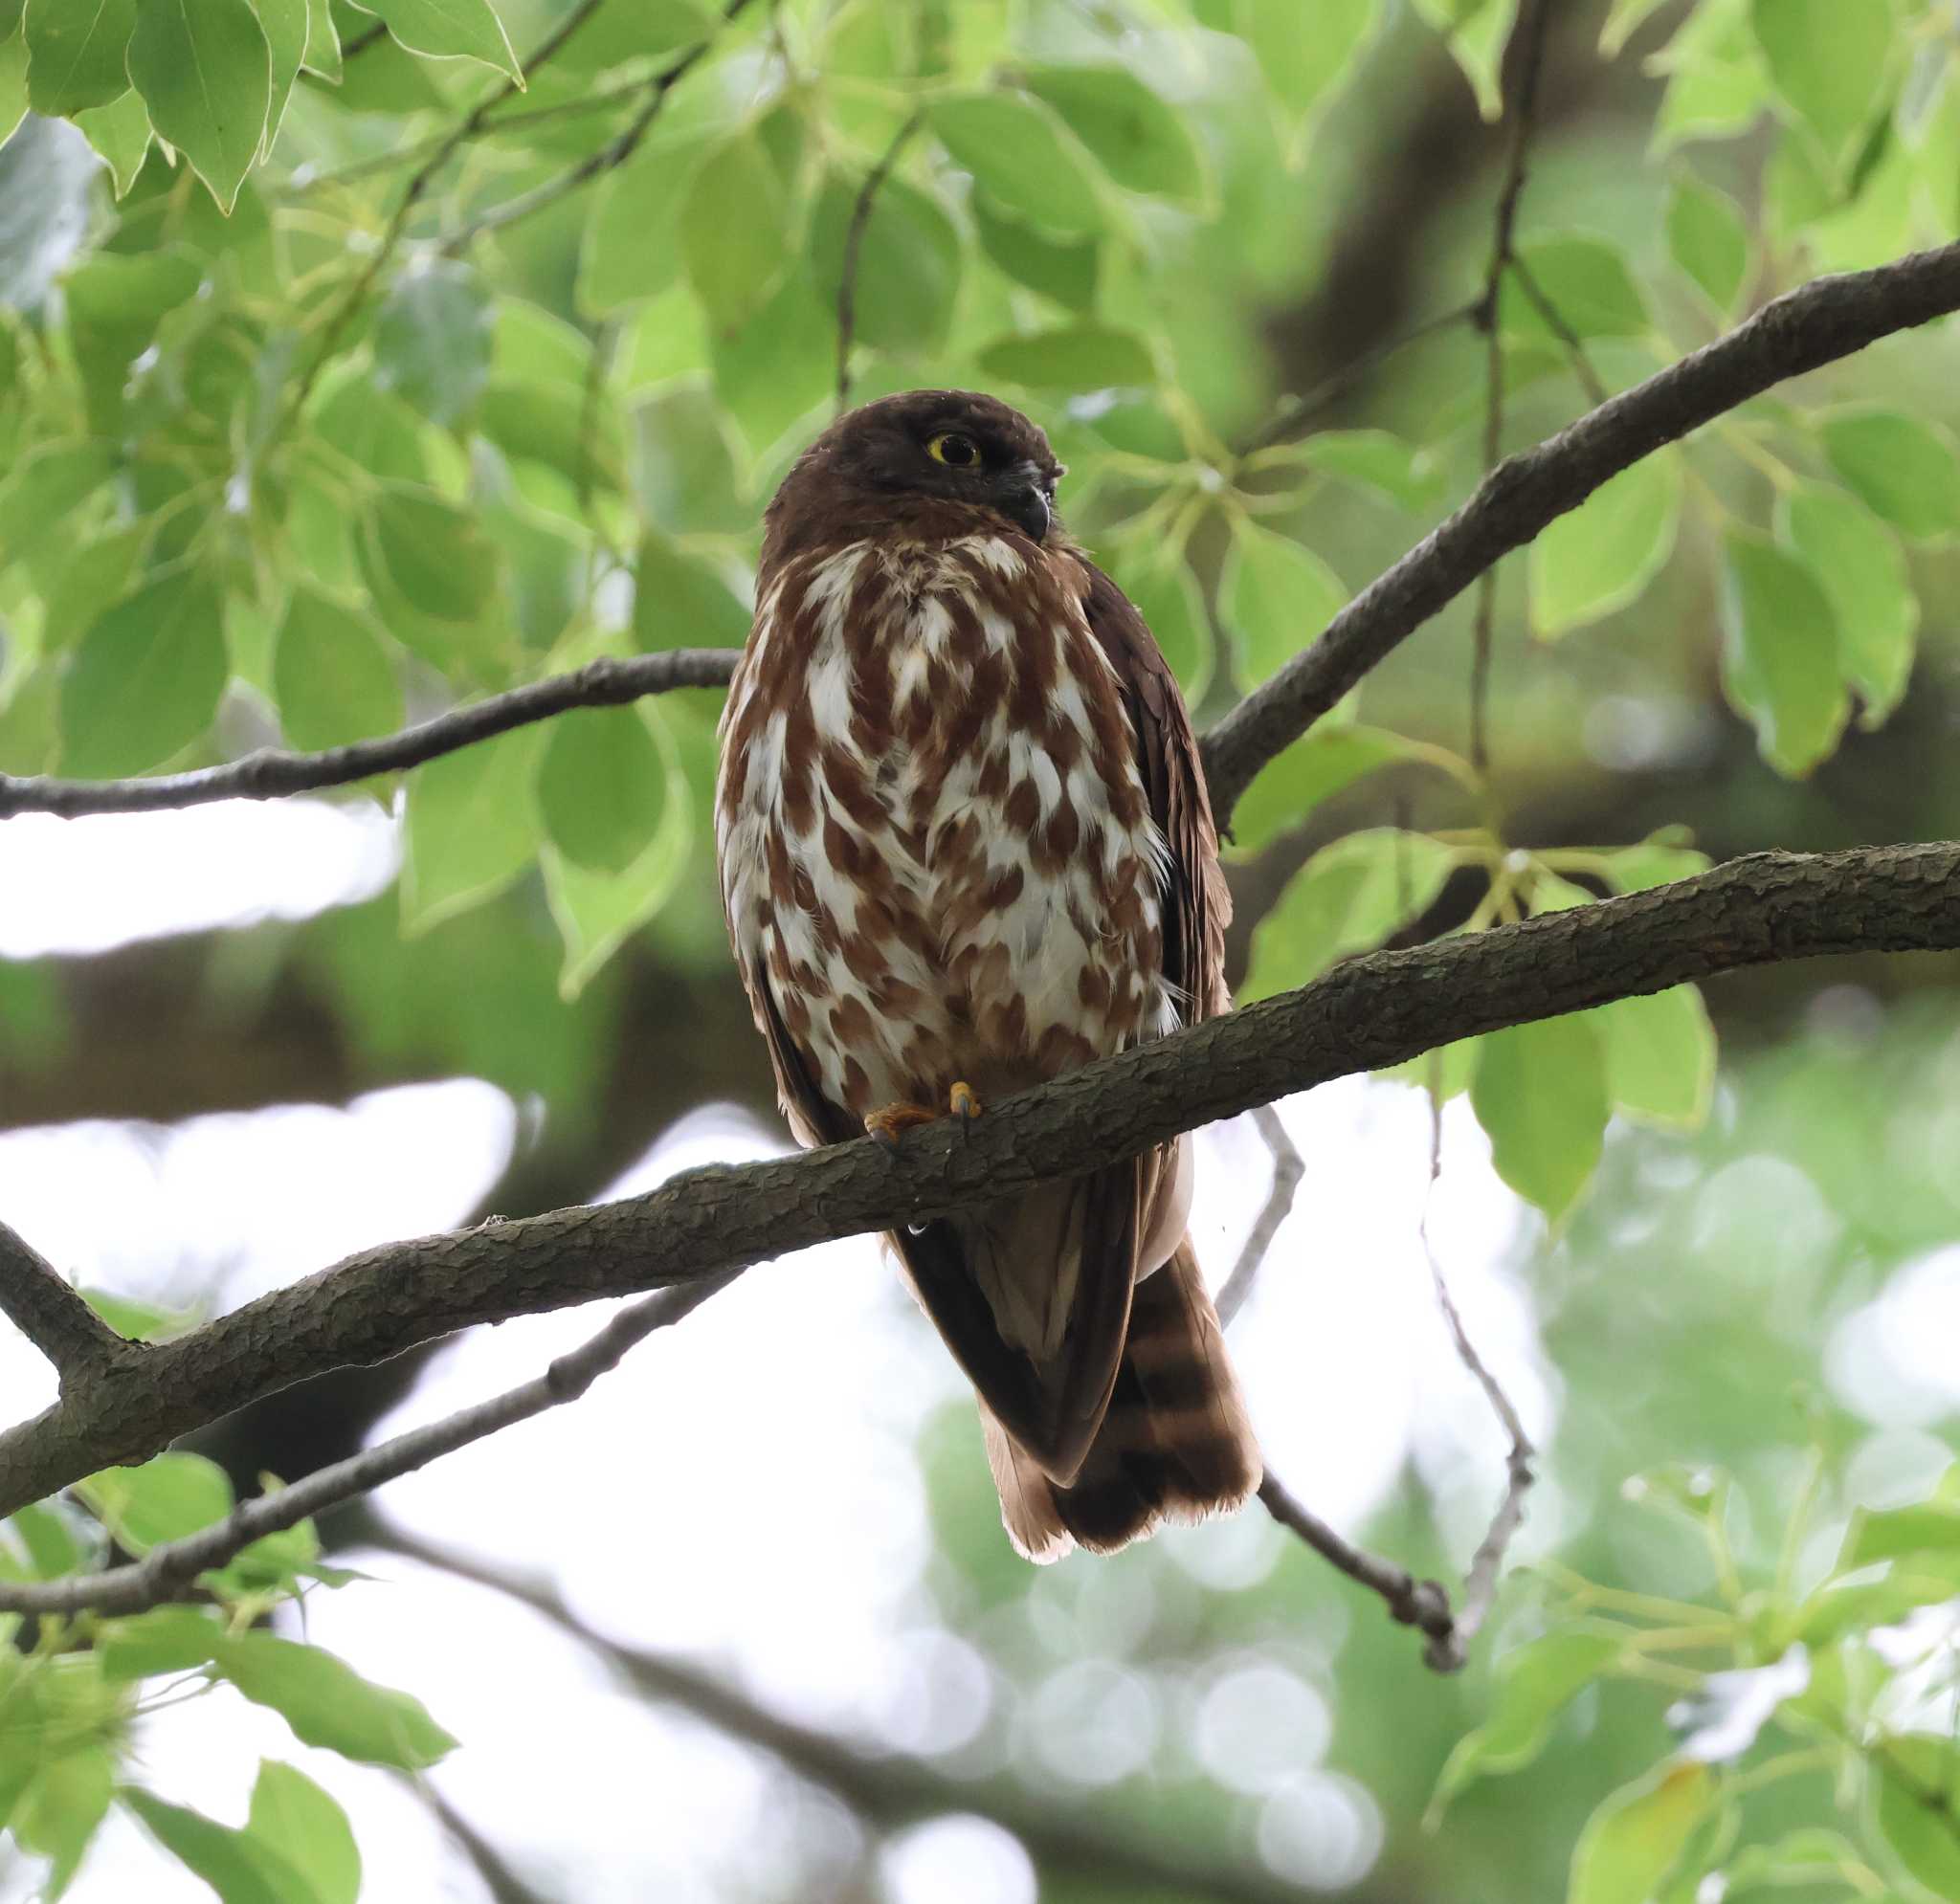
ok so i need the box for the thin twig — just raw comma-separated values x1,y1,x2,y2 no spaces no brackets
835,111,922,409
0,1275,738,1617
417,1781,557,1904
277,0,609,439
439,0,757,255
0,650,737,819
1414,1085,1535,1671
1239,299,1483,454
1258,1472,1458,1665
4,841,1955,1522
1214,1105,1304,1327
1510,255,1609,406
1468,0,1556,775
0,1221,133,1389
378,1525,1309,1904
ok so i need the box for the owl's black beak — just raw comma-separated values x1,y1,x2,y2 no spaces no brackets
1000,471,1051,543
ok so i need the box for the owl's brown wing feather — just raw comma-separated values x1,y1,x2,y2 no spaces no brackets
1079,561,1232,1021
745,951,1108,1469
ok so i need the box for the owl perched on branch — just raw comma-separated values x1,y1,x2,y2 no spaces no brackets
715,390,1260,1561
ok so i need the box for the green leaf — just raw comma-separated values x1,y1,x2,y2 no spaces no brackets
126,0,273,214
401,725,545,932
1227,725,1434,858
930,91,1104,235
1297,430,1443,510
1841,1499,1960,1568
301,0,340,77
1412,0,1518,120
1776,482,1917,725
1749,0,1893,167
709,268,835,456
14,1746,114,1896
680,129,791,332
1470,1013,1610,1219
537,705,670,875
1529,452,1682,637
1651,3,1770,153
1102,545,1212,704
98,1606,223,1681
1872,1737,1960,1900
122,1787,313,1904
373,259,493,426
633,530,751,652
1718,526,1848,777
23,0,135,115
8,1500,83,1578
1594,985,1715,1128
362,482,501,622
1569,1762,1717,1904
976,322,1155,391
478,378,623,493
80,1452,233,1551
0,0,21,41
271,585,404,754
1818,406,1960,542
59,565,230,780
81,1288,194,1341
552,0,715,72
809,169,963,352
1433,1629,1624,1811
213,1633,458,1769
0,439,115,560
1600,0,1670,56
1239,829,1454,1003
1220,520,1348,687
256,0,308,152
74,89,153,198
1021,65,1205,201
247,1763,359,1904
1598,832,1711,893
345,0,520,79
1235,0,1380,119
969,191,1097,311
1665,172,1748,315
578,138,702,318
1500,235,1649,341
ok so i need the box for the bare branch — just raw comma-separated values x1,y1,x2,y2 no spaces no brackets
0,1275,737,1617
0,1221,132,1389
1469,0,1556,772
3,842,1955,1519
1214,1105,1304,1328
0,651,738,819
1414,1087,1535,1672
1199,236,1960,825
380,1526,1317,1904
835,112,924,410
1258,1472,1456,1661
440,0,758,254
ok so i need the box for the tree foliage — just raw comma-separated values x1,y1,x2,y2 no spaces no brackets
4,0,1960,1898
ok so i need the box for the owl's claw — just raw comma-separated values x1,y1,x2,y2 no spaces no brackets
865,1085,983,1146
865,1102,939,1146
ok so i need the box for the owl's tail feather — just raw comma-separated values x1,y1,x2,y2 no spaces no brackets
983,1236,1260,1563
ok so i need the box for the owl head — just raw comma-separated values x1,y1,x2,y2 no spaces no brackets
763,389,1067,566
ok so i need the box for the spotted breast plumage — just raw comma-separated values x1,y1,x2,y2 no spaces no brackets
715,389,1260,1561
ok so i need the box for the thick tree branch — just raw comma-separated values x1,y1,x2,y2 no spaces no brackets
0,1277,736,1617
0,652,738,819
0,1223,132,1390
380,1527,1314,1904
1200,237,1960,824
2,843,1953,1518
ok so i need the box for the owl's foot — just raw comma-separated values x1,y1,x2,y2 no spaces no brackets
865,1084,983,1146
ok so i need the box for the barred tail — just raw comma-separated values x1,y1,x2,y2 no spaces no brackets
983,1236,1260,1563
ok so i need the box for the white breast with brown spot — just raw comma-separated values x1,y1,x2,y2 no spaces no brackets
716,534,1176,1127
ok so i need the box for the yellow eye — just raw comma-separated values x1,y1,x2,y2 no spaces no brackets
926,432,981,468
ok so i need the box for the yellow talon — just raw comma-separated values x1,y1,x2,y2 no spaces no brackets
865,1102,940,1146
949,1081,982,1121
